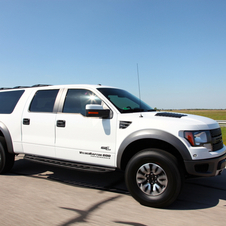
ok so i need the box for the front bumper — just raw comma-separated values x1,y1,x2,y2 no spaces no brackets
184,153,226,177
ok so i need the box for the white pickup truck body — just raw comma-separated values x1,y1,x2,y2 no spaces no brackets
0,84,225,207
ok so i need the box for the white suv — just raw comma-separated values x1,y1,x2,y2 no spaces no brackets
0,84,225,208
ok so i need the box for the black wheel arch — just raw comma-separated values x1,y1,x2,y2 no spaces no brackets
0,122,14,154
117,129,191,171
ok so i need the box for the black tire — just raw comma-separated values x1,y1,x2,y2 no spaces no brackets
125,148,183,208
0,138,15,174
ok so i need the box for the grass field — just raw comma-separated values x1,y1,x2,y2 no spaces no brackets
172,109,226,145
173,109,226,120
221,127,226,145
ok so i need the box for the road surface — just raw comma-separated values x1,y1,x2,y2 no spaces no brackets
0,155,226,226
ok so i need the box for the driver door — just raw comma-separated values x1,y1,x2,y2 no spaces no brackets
55,89,117,167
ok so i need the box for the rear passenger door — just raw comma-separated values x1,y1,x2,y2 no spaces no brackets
22,89,59,157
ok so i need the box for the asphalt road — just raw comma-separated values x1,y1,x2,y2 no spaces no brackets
0,155,226,226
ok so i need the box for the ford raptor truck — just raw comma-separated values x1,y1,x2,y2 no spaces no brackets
0,84,225,208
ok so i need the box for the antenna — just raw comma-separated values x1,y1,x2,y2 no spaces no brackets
137,63,143,118
137,63,141,101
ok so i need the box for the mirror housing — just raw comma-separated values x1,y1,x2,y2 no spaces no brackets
86,104,110,119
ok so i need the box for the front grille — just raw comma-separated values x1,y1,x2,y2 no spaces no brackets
211,128,224,151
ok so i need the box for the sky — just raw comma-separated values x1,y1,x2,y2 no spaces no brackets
0,0,226,109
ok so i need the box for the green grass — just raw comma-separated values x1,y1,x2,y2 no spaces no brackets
221,127,226,145
172,109,226,120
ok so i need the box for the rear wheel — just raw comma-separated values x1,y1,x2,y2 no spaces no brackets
125,148,183,208
0,138,15,174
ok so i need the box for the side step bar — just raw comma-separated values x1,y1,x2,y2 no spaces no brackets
24,154,116,173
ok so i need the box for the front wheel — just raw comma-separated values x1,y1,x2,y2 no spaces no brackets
125,148,183,208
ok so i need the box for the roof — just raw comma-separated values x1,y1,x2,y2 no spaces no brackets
0,84,115,91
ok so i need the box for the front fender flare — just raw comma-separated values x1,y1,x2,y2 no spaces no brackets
117,129,191,168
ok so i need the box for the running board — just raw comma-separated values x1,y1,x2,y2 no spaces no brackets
24,154,116,173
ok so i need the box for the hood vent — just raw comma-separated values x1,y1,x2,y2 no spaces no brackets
120,121,132,129
155,112,187,118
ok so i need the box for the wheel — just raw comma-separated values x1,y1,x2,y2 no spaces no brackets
0,138,15,174
125,148,183,208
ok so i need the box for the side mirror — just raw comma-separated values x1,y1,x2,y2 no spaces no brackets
86,104,110,119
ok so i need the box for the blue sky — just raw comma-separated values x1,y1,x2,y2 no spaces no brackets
0,0,226,109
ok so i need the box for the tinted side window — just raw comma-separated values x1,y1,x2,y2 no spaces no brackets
0,90,24,114
29,90,59,112
63,89,101,115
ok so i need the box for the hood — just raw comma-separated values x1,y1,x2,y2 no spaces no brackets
154,112,218,130
118,111,219,132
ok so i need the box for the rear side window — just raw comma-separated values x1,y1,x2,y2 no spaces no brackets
0,90,24,114
29,89,59,112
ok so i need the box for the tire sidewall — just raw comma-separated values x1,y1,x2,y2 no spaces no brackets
125,148,182,208
0,143,6,173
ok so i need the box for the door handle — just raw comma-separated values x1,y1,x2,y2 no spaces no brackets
57,120,66,127
23,118,30,125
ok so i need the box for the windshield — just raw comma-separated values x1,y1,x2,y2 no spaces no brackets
97,88,155,113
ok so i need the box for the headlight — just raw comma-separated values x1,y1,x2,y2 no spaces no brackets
184,131,211,146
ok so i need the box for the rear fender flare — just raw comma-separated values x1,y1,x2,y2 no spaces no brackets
0,122,14,154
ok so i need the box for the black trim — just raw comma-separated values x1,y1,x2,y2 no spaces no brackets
119,121,132,129
24,154,116,173
184,153,226,177
211,128,223,151
155,112,187,118
0,84,51,90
